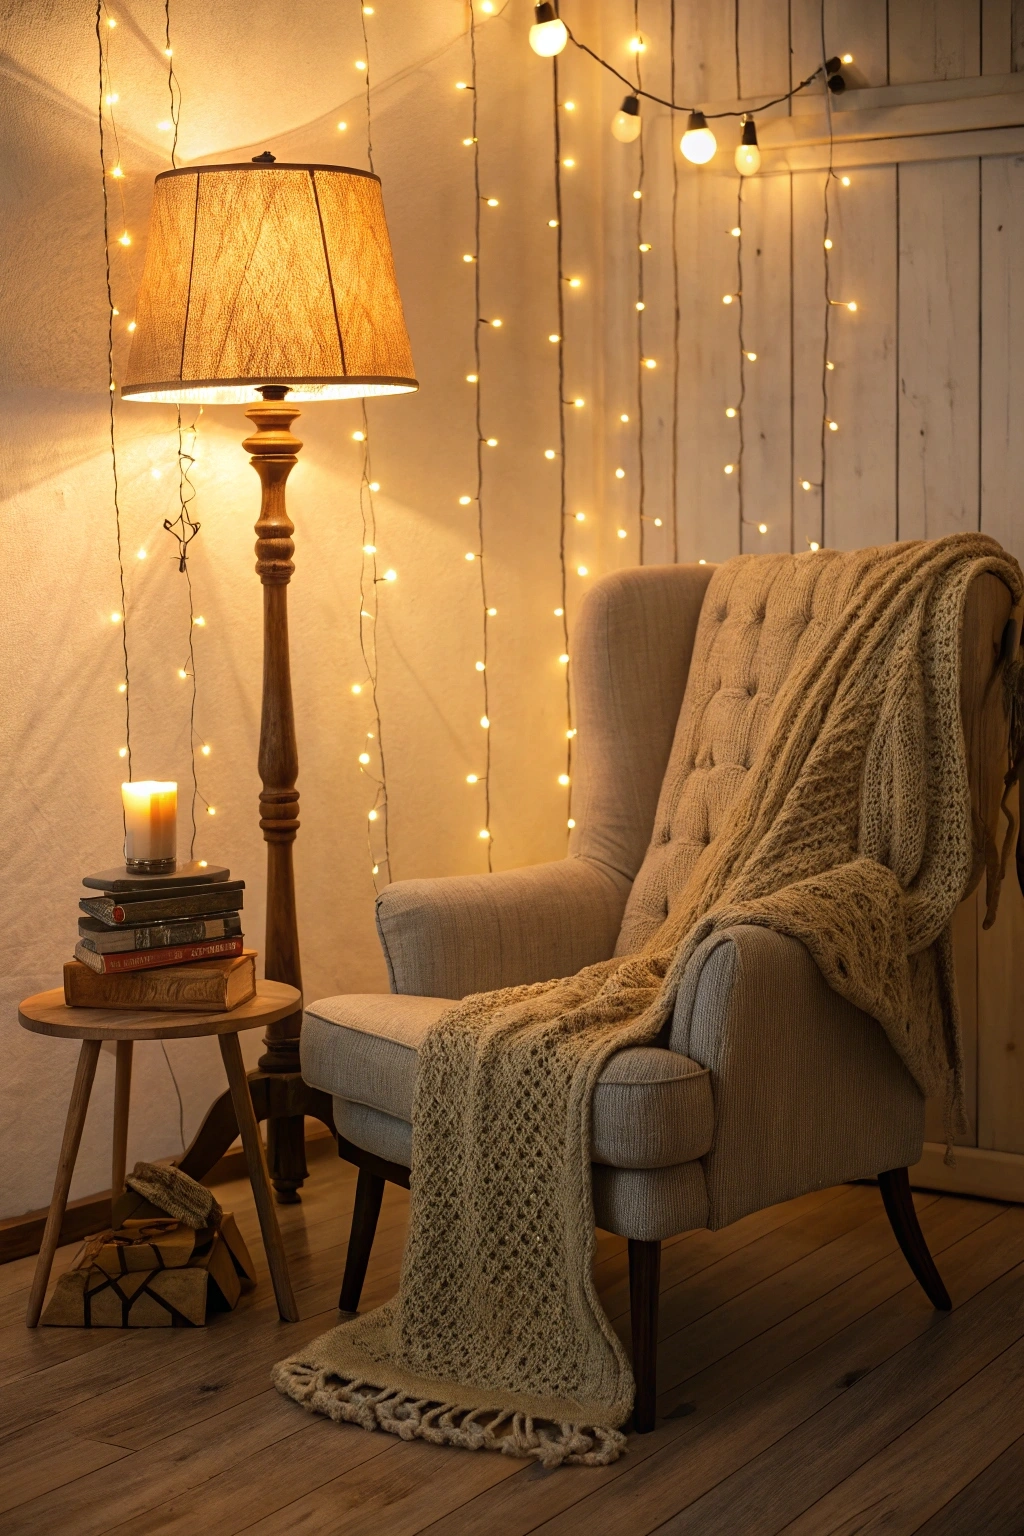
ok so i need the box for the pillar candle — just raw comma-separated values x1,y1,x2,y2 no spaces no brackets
121,781,177,868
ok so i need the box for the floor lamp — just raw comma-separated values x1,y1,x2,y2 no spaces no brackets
122,153,417,1201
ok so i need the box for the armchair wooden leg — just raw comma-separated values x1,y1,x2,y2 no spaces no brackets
628,1238,661,1433
339,1167,385,1314
879,1166,952,1311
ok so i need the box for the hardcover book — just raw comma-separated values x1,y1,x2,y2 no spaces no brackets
80,862,231,892
73,936,244,974
78,913,242,954
63,951,257,1011
80,882,244,927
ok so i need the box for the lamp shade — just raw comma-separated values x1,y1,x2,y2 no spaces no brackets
121,159,417,404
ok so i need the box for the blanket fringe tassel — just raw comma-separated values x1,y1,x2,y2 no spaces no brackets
271,1361,628,1468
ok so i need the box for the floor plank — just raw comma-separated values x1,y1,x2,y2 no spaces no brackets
1,1147,1020,1536
913,1431,1024,1536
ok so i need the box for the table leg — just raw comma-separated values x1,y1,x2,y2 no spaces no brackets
218,1032,299,1322
111,1040,133,1197
27,1039,102,1327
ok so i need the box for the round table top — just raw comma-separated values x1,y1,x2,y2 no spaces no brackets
18,979,302,1041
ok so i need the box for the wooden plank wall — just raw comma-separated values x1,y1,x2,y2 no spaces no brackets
606,0,1024,1163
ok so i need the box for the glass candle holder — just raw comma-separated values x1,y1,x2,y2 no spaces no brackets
121,781,177,873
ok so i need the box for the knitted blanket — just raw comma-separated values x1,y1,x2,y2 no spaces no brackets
275,535,1022,1467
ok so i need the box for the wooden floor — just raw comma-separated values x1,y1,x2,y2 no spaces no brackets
2,1143,1024,1535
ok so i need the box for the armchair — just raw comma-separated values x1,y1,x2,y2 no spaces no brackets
300,555,1014,1432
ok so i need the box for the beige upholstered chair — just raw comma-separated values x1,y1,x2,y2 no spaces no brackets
300,555,1015,1431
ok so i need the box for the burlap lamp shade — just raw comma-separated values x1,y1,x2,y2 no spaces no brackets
121,159,417,403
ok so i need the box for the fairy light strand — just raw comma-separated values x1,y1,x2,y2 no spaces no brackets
818,0,835,551
163,0,181,169
352,2,391,885
552,58,573,824
96,2,131,780
633,4,646,562
669,0,680,563
469,2,493,866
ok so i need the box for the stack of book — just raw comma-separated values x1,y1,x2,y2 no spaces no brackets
64,863,254,1012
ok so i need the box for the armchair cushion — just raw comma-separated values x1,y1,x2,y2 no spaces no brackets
302,993,714,1170
375,856,630,999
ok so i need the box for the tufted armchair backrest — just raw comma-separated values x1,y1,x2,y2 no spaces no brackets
569,552,1015,959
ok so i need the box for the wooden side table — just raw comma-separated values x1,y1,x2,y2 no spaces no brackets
18,980,303,1328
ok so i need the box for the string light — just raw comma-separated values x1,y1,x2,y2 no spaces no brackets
529,2,567,56
463,2,494,866
735,116,760,176
611,95,641,142
552,46,574,838
680,111,716,164
97,1,130,781
350,5,392,890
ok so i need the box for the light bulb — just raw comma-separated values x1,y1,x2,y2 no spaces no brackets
475,660,485,671
466,773,478,783
353,430,365,441
368,808,378,821
758,523,768,534
568,277,581,288
136,548,146,559
681,111,717,165
567,728,577,738
574,398,584,408
559,653,569,664
628,34,646,53
465,551,476,561
841,53,853,64
466,374,478,383
847,301,858,312
562,157,575,169
577,565,588,576
372,863,379,874
363,543,376,553
338,121,347,131
558,773,570,786
118,232,131,246
485,437,497,447
463,253,474,263
351,683,362,694
119,747,128,757
654,518,662,527
355,59,367,70
643,358,656,370
459,495,472,505
490,317,502,326
575,511,585,521
177,668,187,680
528,2,567,56
567,817,576,829
369,480,380,491
564,100,575,111
840,175,851,187
207,806,216,816
617,528,627,539
544,448,556,459
730,226,741,237
620,413,629,422
746,351,757,362
486,197,499,207
611,95,641,143
734,118,760,177
725,406,737,418
549,333,561,343
554,607,564,616
828,420,839,431
110,164,124,178
383,568,397,580
615,467,625,479
809,540,820,551
636,301,645,312
201,745,211,756
480,715,490,728
487,607,497,616
722,294,734,305
801,480,813,491
824,238,833,249
455,80,468,90
479,828,491,839
724,464,734,475
106,15,116,25
639,242,651,252
359,752,371,764
117,682,126,693
110,611,122,623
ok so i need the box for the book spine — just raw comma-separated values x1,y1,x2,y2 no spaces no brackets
73,937,244,974
78,914,240,953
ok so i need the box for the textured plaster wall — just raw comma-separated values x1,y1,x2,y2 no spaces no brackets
0,0,620,1216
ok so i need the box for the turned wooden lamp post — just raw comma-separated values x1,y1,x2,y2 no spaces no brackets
121,153,417,1201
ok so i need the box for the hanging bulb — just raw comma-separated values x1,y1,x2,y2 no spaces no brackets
529,2,567,56
611,95,641,144
681,111,717,165
735,116,761,177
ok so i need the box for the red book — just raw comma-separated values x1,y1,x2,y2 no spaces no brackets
72,936,244,975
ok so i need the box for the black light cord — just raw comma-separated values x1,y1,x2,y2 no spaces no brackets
470,0,493,869
563,21,833,120
553,59,573,825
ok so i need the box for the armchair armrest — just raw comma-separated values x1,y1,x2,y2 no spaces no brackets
375,855,631,999
669,926,925,1229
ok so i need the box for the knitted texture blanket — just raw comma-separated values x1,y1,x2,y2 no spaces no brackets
275,535,1022,1467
